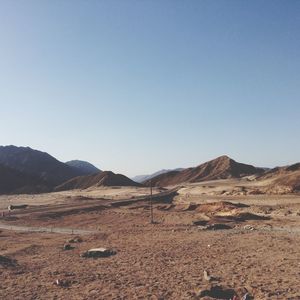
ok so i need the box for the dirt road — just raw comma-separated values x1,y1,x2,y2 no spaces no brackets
0,222,96,235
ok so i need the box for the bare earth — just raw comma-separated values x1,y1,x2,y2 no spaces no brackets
1,181,300,299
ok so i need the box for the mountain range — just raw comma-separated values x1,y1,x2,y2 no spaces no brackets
0,145,299,195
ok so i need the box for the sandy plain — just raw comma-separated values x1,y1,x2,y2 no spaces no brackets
1,180,300,299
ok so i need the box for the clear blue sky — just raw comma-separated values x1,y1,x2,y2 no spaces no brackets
0,0,299,177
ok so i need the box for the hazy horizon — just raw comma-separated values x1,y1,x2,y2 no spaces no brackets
1,1,299,177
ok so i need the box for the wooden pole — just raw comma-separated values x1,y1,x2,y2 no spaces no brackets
150,179,154,224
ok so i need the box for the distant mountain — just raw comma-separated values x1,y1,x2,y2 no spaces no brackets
132,168,184,183
55,171,142,191
144,155,264,187
0,163,50,194
257,163,300,193
0,145,86,186
66,160,101,175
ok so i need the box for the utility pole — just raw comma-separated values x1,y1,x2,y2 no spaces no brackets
150,179,154,224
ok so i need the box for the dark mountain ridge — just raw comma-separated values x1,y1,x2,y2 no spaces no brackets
0,145,88,187
0,163,50,194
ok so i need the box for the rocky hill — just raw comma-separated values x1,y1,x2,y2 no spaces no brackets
132,168,184,183
55,171,142,191
144,155,264,187
257,163,300,193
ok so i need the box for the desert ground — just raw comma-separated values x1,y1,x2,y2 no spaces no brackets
1,180,300,299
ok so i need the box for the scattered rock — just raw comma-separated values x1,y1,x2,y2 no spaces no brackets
241,293,252,300
0,255,18,268
63,244,74,251
196,286,253,299
203,270,220,282
197,285,237,299
243,225,255,231
54,279,71,287
81,248,116,258
68,236,83,243
204,223,233,230
203,270,211,281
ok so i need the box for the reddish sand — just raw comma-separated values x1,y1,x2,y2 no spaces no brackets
1,189,300,299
